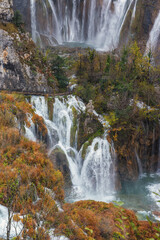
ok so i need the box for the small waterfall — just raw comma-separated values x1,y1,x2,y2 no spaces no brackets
26,95,116,200
135,149,143,177
157,121,160,173
145,11,160,53
131,0,138,22
81,137,115,197
157,137,160,173
30,0,37,42
30,0,135,51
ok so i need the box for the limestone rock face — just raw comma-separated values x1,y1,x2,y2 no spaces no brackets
0,29,52,93
86,100,94,114
49,147,71,187
78,112,103,150
0,0,14,21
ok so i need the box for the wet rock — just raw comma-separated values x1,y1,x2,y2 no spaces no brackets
115,123,160,182
86,100,94,114
77,111,104,150
119,0,160,53
49,147,71,187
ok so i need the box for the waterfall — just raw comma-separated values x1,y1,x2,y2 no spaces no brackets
135,149,143,177
26,95,116,200
131,0,138,21
145,11,160,53
81,137,116,197
157,137,160,173
30,0,135,51
157,121,160,173
30,0,37,42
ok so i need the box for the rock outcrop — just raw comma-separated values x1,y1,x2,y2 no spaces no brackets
115,121,160,182
119,0,160,54
0,29,53,93
49,147,71,187
0,0,14,22
78,111,104,151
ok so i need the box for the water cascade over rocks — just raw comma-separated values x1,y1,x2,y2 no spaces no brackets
145,11,160,53
25,96,116,201
30,0,138,50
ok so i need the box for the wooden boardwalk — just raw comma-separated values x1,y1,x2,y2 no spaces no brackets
0,90,71,97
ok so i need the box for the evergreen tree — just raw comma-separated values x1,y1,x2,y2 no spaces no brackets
51,55,69,89
13,10,23,28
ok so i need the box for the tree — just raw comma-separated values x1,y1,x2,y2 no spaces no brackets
51,55,69,89
13,10,24,28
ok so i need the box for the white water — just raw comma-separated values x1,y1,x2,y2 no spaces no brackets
157,137,160,172
147,183,160,209
0,204,23,239
30,0,37,42
131,0,138,21
0,203,69,239
22,96,160,222
135,149,143,177
26,95,116,200
81,137,116,198
146,11,160,53
30,0,137,51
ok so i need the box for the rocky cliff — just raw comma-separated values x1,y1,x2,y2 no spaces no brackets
119,0,160,54
12,0,160,55
0,0,57,94
0,29,54,93
0,0,14,22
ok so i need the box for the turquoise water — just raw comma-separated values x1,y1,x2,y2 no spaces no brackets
118,174,160,220
61,41,94,49
65,173,160,221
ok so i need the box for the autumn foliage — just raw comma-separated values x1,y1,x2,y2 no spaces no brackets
0,92,64,239
56,201,159,240
0,92,159,240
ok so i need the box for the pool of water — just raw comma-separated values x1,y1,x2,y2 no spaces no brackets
65,173,160,221
60,41,95,49
118,173,160,220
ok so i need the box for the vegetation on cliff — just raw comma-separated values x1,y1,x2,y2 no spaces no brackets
0,3,160,239
0,93,64,239
73,43,160,178
0,93,159,240
0,17,59,92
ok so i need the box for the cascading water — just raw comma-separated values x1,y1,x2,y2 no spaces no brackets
30,0,137,50
157,137,160,173
81,137,116,199
131,0,138,22
145,11,160,53
135,149,143,177
30,0,37,42
26,95,116,201
24,95,160,219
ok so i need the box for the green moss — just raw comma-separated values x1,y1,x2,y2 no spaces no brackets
0,22,18,34
47,97,55,121
70,106,78,147
81,129,104,159
78,111,104,150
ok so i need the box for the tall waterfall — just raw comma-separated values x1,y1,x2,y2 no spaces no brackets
146,11,160,53
30,0,137,50
26,96,116,201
